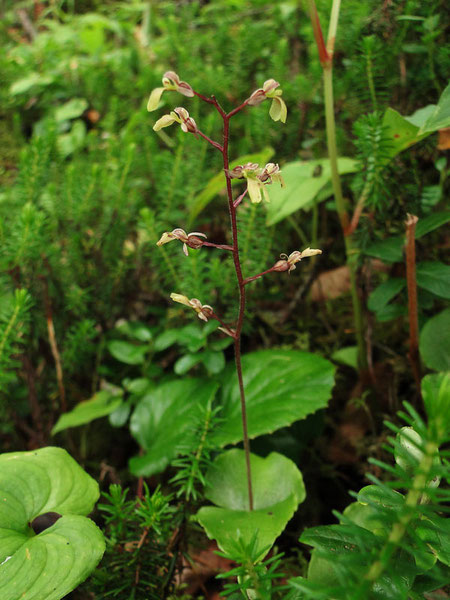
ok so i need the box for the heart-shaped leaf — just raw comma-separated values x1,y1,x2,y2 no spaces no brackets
195,449,305,558
211,350,335,447
129,379,219,476
0,447,105,600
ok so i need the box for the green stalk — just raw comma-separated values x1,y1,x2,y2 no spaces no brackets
323,65,367,371
306,0,368,371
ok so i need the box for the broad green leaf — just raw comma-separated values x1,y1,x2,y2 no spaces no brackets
201,350,225,374
368,278,405,313
381,108,431,162
416,262,450,298
174,353,203,374
419,310,450,372
415,211,450,238
404,105,436,128
365,213,450,263
115,321,153,342
421,372,450,440
211,350,335,447
331,346,358,369
418,82,450,134
265,158,358,226
375,304,407,322
107,340,148,364
301,523,377,554
364,237,404,263
57,120,87,158
188,147,274,222
416,515,450,566
108,402,131,427
0,447,104,600
195,450,305,558
153,329,179,351
9,73,54,95
52,390,123,435
54,98,89,122
129,379,218,476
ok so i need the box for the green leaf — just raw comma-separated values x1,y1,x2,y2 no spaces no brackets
364,236,403,263
421,372,450,440
174,353,203,375
115,321,153,342
265,158,358,226
416,262,450,298
331,346,358,369
108,402,131,427
0,447,104,600
51,390,123,435
57,120,87,158
376,304,408,322
153,329,179,351
201,350,225,374
9,73,54,95
404,105,436,128
211,350,335,447
368,278,405,313
129,379,219,476
188,147,274,222
416,515,450,566
195,450,305,558
415,211,450,238
54,98,89,123
419,309,450,372
418,82,450,134
107,340,148,364
381,108,431,163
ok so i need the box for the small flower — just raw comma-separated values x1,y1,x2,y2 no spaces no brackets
156,228,207,256
153,107,198,134
259,163,285,187
273,248,322,273
227,163,259,179
147,71,194,112
228,162,284,204
246,79,287,123
170,293,214,322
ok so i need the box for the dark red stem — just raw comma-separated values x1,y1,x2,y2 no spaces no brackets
202,241,233,251
191,90,255,510
243,266,277,286
196,129,223,152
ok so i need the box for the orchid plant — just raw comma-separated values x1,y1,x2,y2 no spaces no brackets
149,72,321,510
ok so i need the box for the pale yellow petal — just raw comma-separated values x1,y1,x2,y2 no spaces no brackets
147,87,165,112
247,178,262,204
269,97,287,123
300,248,322,258
156,231,176,246
153,114,177,131
170,293,191,307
